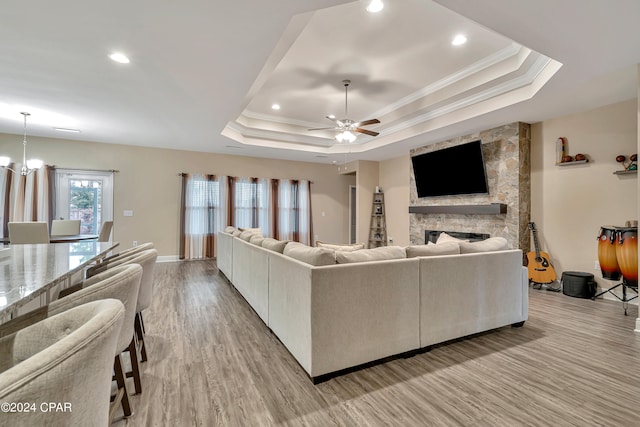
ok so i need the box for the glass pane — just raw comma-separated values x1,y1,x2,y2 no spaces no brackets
69,179,102,234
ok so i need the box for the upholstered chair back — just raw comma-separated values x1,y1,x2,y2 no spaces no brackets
89,249,157,313
50,264,142,353
50,219,81,236
0,299,124,427
8,222,49,244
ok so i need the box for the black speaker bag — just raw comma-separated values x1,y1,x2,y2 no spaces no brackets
561,271,597,299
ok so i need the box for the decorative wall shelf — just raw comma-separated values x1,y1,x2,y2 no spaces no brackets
613,170,637,175
556,160,588,166
408,203,507,215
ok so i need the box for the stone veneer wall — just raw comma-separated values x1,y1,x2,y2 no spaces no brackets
409,122,531,250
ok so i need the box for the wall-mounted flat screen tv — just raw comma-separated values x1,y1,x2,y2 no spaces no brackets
411,140,489,198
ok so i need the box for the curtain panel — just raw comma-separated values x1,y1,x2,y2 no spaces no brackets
179,173,228,260
179,173,312,259
0,164,55,238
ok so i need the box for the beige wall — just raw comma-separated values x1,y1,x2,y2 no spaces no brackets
2,98,637,277
378,99,638,296
379,155,411,247
337,160,380,246
0,135,353,257
531,98,638,296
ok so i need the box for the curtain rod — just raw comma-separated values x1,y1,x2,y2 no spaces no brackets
178,173,313,183
54,167,119,173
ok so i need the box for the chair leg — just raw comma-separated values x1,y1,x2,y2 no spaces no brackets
135,312,148,362
139,311,146,334
110,354,132,421
125,337,143,394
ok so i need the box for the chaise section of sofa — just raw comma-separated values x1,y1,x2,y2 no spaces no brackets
418,249,528,348
268,251,420,379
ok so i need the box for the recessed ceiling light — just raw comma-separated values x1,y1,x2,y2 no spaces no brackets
366,0,384,13
54,127,81,133
109,52,130,64
452,34,467,46
328,114,336,119
271,103,281,110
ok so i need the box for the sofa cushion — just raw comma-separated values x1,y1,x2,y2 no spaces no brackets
459,237,509,254
239,227,262,234
316,241,365,252
224,226,236,234
283,243,336,266
249,234,265,246
239,230,257,241
436,232,469,244
335,246,406,264
406,241,460,258
261,238,290,253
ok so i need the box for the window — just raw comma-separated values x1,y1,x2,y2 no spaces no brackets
179,174,311,259
55,170,114,234
184,175,221,235
234,178,270,235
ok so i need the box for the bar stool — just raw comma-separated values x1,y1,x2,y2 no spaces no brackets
0,299,125,427
1,264,144,421
88,249,158,363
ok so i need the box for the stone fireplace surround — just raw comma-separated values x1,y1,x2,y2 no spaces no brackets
409,122,531,251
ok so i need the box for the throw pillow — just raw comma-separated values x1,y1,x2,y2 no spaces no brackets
283,244,336,266
224,226,236,234
335,246,407,264
436,232,469,244
261,238,290,253
238,227,262,235
249,234,265,246
405,241,460,258
316,241,365,252
232,230,242,237
459,237,509,254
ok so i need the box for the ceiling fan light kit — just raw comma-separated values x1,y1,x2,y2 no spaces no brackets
308,79,380,144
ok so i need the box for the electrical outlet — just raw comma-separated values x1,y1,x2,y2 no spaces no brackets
595,260,600,270
133,241,138,247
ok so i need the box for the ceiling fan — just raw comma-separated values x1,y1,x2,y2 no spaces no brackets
308,80,380,143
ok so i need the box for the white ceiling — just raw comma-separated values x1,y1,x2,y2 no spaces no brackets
0,0,639,165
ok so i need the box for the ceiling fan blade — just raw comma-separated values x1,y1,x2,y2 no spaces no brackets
308,127,335,131
355,128,379,137
358,118,380,126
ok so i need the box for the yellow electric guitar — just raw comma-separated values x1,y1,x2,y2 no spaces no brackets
527,222,557,284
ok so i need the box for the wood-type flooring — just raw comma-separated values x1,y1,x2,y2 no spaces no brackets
113,260,640,426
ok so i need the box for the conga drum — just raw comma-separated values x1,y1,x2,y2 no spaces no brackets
616,227,638,286
597,226,621,280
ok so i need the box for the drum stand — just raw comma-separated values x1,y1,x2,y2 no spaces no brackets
592,279,638,315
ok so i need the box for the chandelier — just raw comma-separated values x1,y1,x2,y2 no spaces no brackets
0,112,43,176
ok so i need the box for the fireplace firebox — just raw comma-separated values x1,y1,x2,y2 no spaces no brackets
425,230,490,244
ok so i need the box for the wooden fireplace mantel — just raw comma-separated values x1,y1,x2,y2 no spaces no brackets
408,203,507,215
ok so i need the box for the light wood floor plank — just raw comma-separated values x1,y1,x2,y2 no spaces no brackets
112,260,640,426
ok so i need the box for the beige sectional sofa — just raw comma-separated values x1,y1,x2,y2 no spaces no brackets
216,229,528,382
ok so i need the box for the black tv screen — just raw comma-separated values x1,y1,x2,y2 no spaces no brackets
411,140,489,198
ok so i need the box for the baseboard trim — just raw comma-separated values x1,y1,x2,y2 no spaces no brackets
636,318,640,334
157,255,180,263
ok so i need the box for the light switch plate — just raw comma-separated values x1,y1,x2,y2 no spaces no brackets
123,210,134,217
